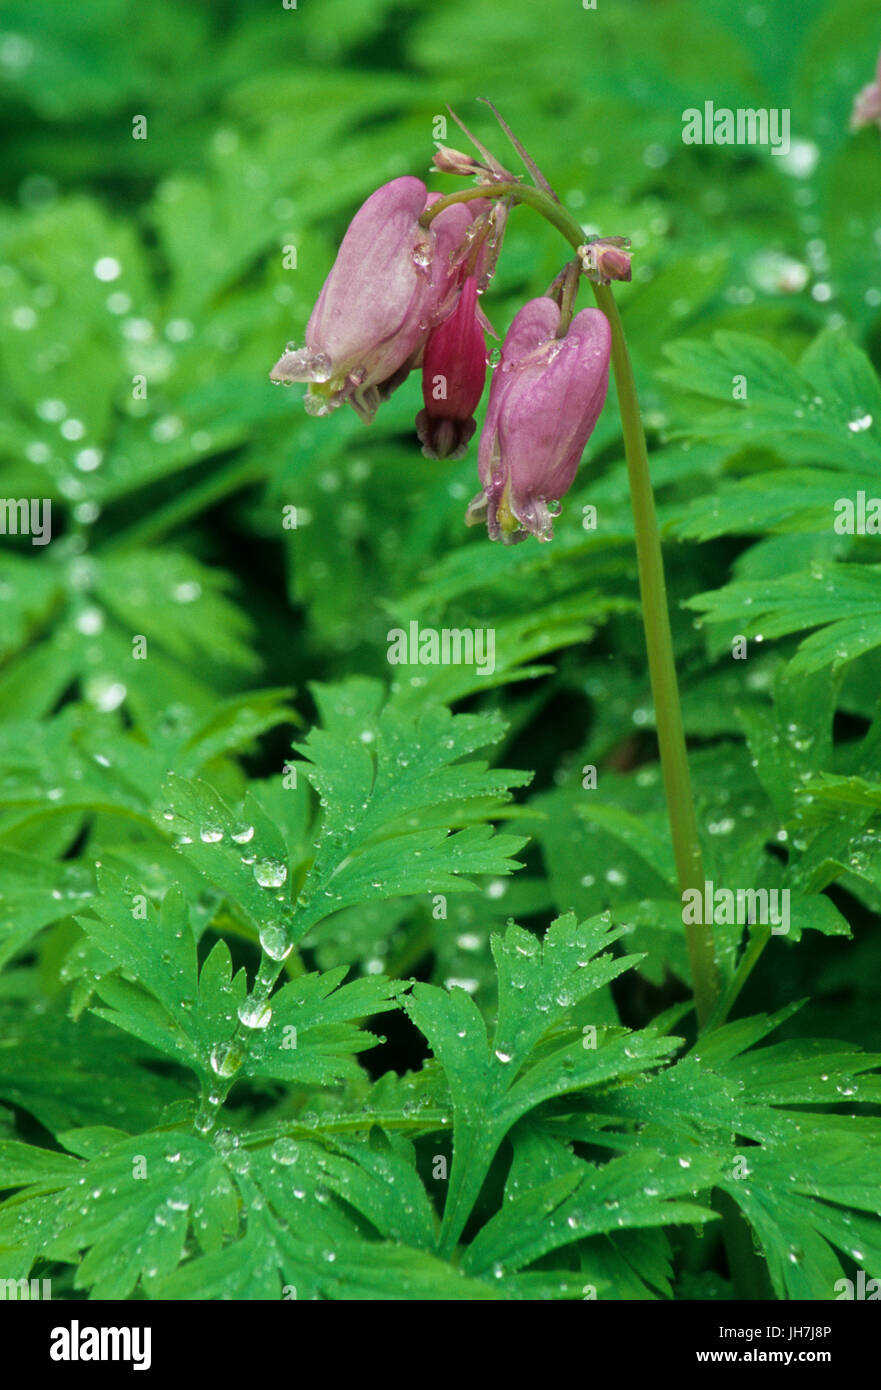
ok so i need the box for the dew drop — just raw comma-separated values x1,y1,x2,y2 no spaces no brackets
271,1137,300,1166
259,923,292,961
253,858,288,888
172,580,201,603
210,1042,244,1077
848,413,873,433
93,256,122,282
237,998,272,1030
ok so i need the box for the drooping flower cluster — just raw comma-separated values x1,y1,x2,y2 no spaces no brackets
269,112,629,543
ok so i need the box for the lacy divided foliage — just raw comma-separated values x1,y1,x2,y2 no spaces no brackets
1,674,880,1300
2,0,881,1303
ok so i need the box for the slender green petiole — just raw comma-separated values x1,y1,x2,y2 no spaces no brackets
591,280,720,1029
706,922,772,1031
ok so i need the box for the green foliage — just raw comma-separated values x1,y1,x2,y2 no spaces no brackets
1,0,881,1303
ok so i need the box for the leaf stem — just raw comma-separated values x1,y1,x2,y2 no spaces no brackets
424,182,720,1027
192,944,298,1136
706,923,771,1031
591,281,719,1029
714,1190,774,1300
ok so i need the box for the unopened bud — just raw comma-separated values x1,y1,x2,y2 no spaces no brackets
850,48,881,131
578,237,632,285
433,146,488,177
416,276,487,460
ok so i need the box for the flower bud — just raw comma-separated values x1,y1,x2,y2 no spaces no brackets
466,297,611,543
578,237,632,285
851,49,881,131
416,276,488,459
432,146,488,177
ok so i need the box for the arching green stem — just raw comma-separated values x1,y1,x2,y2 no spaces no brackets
425,183,720,1028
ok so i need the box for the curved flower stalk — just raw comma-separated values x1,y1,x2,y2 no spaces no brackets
465,297,610,542
267,106,720,1033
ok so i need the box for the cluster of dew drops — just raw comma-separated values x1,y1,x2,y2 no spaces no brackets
159,777,301,1107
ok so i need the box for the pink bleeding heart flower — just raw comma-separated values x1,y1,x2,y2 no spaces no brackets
851,48,881,131
466,297,611,544
416,275,488,460
269,177,473,423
